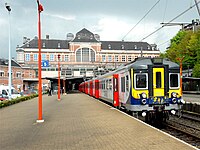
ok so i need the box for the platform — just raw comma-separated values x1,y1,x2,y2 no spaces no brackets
0,92,197,150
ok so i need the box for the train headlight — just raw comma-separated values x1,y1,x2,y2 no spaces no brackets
181,99,185,104
171,92,177,98
178,98,185,104
141,99,147,105
172,98,177,104
141,92,147,99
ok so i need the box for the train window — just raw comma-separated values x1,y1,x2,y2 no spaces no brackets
135,74,147,89
126,75,129,91
156,72,161,88
170,73,179,88
121,77,125,92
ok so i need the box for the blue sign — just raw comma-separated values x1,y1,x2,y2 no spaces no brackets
42,60,49,67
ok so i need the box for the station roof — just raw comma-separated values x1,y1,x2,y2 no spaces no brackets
19,28,158,51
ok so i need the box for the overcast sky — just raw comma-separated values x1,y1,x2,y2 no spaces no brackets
0,0,199,59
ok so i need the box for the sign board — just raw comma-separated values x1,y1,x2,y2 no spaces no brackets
42,60,49,67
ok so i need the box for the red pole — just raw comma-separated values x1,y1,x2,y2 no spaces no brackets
36,0,44,122
177,57,184,96
58,54,61,101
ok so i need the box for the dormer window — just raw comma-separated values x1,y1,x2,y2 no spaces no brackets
108,44,111,49
90,35,93,40
121,45,124,49
58,43,61,48
134,45,137,49
43,43,45,48
78,35,80,39
147,46,150,50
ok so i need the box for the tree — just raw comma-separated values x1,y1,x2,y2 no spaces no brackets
193,63,200,78
164,29,200,70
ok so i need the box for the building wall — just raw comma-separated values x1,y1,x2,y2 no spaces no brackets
0,65,36,91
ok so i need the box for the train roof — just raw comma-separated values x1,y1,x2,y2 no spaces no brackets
117,57,180,70
92,57,180,80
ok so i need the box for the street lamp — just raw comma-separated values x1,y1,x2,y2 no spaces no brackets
58,54,61,101
36,0,44,123
5,3,12,100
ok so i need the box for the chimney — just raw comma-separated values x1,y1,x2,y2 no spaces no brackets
23,37,27,44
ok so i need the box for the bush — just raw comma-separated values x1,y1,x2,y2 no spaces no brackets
0,94,38,109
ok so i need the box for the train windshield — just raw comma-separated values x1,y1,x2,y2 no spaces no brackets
169,73,179,88
135,74,147,89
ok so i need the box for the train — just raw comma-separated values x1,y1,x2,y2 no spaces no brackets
79,57,185,123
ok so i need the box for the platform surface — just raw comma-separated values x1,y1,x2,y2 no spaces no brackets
0,92,196,150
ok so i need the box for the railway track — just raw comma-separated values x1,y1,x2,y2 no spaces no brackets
161,112,200,149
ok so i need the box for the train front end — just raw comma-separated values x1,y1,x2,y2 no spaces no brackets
130,58,184,122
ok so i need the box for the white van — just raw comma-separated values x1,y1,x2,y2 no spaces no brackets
0,85,21,99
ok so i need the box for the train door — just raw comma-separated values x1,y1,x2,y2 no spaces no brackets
95,80,99,99
113,74,119,107
153,68,165,97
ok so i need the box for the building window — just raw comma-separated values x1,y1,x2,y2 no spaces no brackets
42,54,46,60
102,55,106,62
134,45,137,49
122,55,126,62
76,48,95,62
49,54,54,61
128,55,132,62
25,54,30,61
108,44,111,49
33,54,38,61
16,72,21,78
57,54,62,61
108,55,112,62
58,43,61,48
64,55,69,62
115,55,118,62
43,43,45,48
121,45,124,49
0,71,4,77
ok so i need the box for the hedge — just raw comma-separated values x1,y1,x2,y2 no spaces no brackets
0,94,38,108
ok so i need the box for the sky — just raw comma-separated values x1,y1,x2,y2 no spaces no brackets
0,0,199,59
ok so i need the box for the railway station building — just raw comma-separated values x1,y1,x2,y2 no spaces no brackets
16,28,160,91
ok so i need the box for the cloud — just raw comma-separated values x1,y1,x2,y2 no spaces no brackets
44,13,76,21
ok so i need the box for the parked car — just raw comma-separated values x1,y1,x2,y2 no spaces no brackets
0,94,7,101
21,89,38,96
0,85,21,99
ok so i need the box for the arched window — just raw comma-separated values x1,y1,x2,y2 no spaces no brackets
76,48,95,62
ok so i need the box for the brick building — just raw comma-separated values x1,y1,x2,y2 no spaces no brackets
0,58,37,91
16,28,160,79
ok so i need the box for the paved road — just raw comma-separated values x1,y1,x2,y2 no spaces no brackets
0,93,196,150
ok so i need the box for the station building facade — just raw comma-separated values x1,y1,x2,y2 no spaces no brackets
0,58,37,91
16,28,160,79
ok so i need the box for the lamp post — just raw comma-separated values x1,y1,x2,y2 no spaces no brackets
58,54,61,101
5,3,12,100
36,0,44,123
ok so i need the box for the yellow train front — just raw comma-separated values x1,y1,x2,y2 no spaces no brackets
129,57,184,123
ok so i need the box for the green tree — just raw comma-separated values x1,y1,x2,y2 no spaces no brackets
165,29,200,70
193,63,200,77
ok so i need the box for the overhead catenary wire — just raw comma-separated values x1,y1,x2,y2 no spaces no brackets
162,0,168,23
194,0,200,16
121,0,160,41
140,1,200,41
